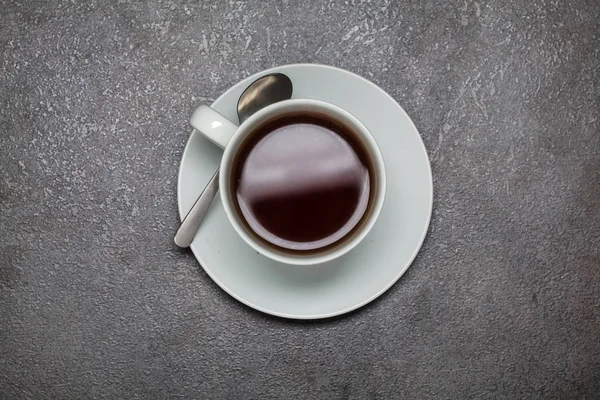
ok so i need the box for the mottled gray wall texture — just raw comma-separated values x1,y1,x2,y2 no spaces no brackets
1,0,599,399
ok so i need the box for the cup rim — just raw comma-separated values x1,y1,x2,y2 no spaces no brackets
219,98,387,266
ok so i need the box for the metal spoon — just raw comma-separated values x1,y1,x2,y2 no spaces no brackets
174,73,293,248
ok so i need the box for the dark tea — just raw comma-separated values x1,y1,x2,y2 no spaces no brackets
230,113,375,251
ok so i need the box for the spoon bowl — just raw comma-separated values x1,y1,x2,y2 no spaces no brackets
237,73,293,124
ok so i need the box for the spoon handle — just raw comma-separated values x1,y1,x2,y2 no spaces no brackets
174,169,220,248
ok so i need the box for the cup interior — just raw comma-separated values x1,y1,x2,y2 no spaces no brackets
219,99,386,265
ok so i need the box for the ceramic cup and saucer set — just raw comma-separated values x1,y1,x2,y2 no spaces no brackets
178,64,432,319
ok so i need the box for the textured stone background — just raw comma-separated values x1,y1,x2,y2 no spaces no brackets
1,0,599,398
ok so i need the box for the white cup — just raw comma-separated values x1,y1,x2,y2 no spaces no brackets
191,99,386,265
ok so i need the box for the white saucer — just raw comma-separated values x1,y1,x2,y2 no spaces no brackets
178,64,433,319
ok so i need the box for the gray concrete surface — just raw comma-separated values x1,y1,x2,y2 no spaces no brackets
1,0,599,398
